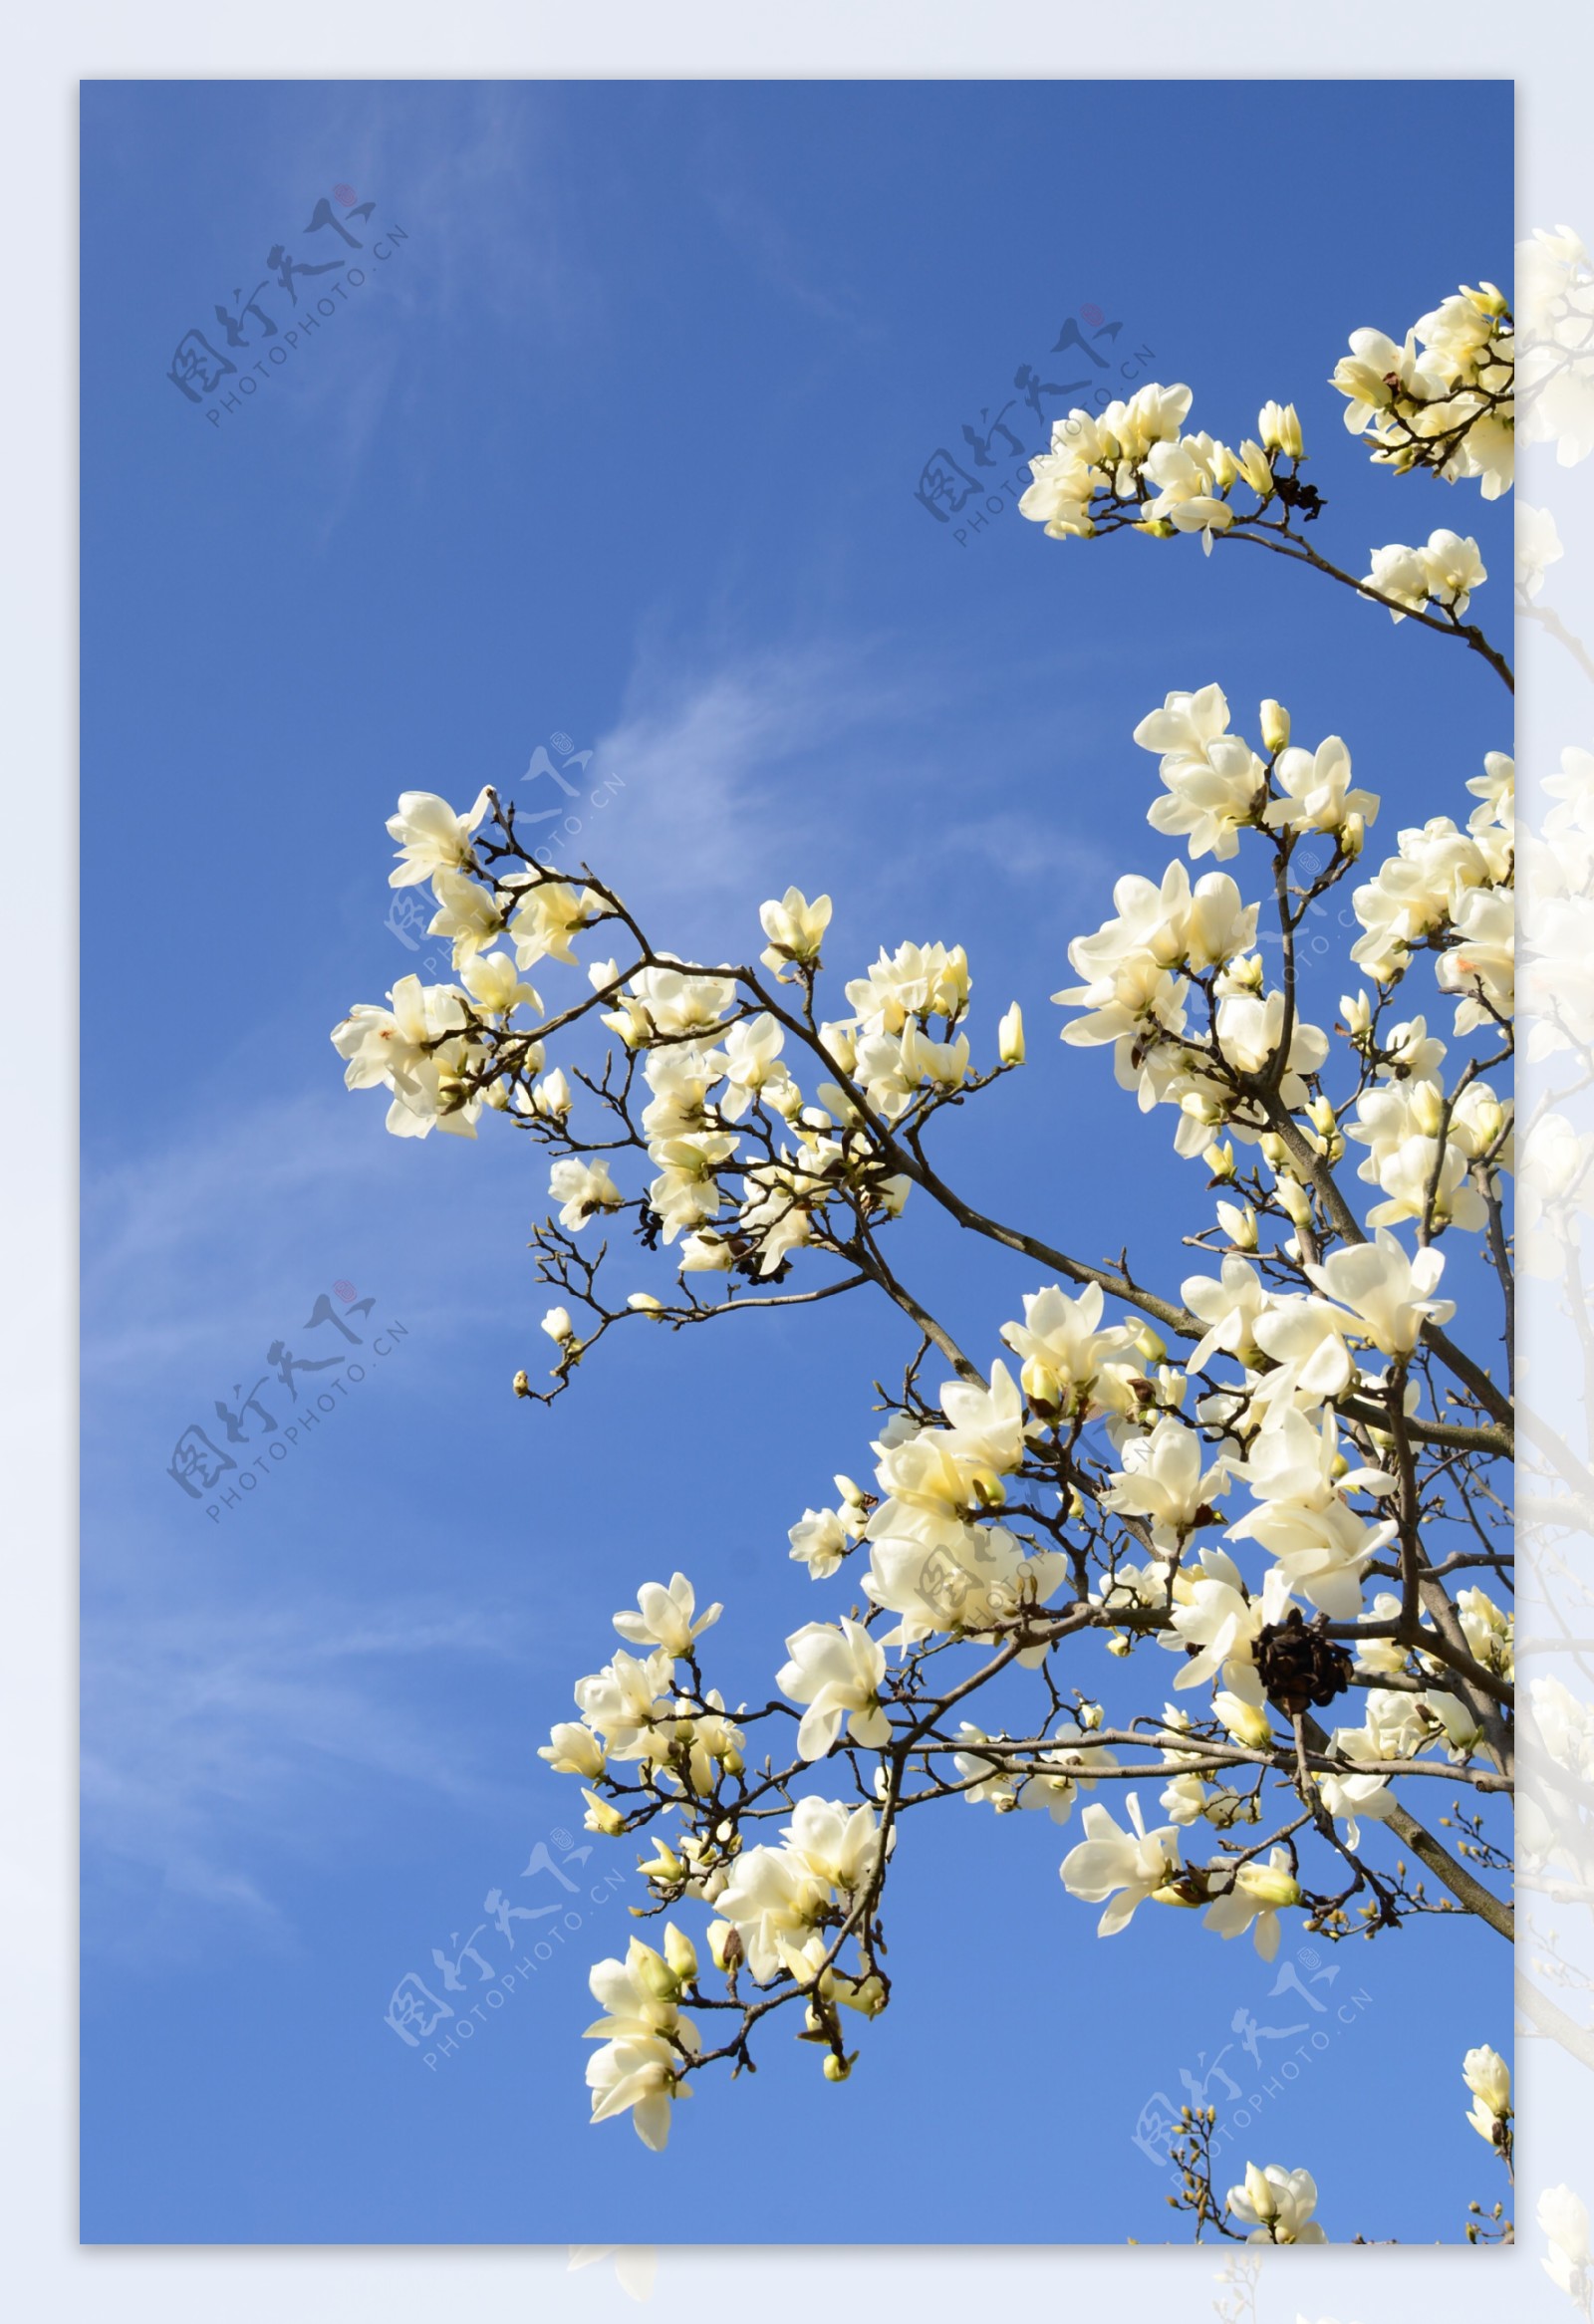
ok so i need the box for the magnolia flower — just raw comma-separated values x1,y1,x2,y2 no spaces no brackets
1263,734,1380,838
538,1720,606,1779
331,974,482,1138
541,1304,575,1345
1227,1407,1397,1619
427,867,507,964
998,1002,1025,1064
1303,1230,1456,1355
778,1619,891,1759
845,940,969,1033
1364,531,1486,621
613,1572,722,1658
573,1646,676,1759
1436,882,1514,1033
1002,1281,1140,1419
1203,1849,1301,1959
1059,1793,1183,1936
585,2032,693,2151
782,1795,885,1893
387,787,491,886
549,1157,625,1230
1103,1417,1227,1551
1250,1295,1355,1407
509,881,595,968
1461,2043,1512,2144
460,949,541,1016
1165,1548,1289,1700
1184,1256,1268,1370
759,887,833,977
1517,502,1563,601
1225,2161,1326,2243
1539,2185,1591,2304
1134,684,1266,861
788,1505,851,1580
713,1849,824,1982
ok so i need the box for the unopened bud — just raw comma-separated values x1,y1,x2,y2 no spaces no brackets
998,1002,1025,1066
664,1924,698,1985
1276,1176,1313,1231
1259,698,1291,755
1236,1861,1304,1910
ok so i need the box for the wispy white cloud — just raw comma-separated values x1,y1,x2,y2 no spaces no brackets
586,641,920,939
83,1595,530,1965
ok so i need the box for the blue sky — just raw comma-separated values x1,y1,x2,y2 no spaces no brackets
81,78,1513,2244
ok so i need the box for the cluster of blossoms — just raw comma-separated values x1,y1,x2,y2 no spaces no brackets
332,266,1517,2220
1362,529,1487,624
1331,281,1515,497
1019,383,1309,553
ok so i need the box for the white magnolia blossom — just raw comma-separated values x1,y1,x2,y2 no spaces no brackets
613,1573,722,1659
334,250,1521,2209
1331,280,1513,498
584,1934,700,2149
1059,1792,1183,1936
778,1619,891,1760
1227,1407,1397,1619
1225,2161,1327,2243
759,887,833,978
1516,500,1563,599
1202,1848,1302,1960
1539,2184,1591,2305
387,786,491,886
1363,530,1486,622
1133,684,1266,862
1461,2042,1512,2145
1303,1231,1456,1356
1264,733,1380,838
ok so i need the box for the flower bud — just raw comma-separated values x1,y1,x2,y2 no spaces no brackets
707,1920,741,1973
1259,698,1291,755
1461,2044,1511,2116
998,1001,1025,1066
1340,811,1366,860
627,1291,665,1316
636,1837,684,1883
1021,1355,1065,1415
823,2052,852,2083
629,1939,679,2001
1203,1139,1236,1182
512,1369,532,1399
1341,990,1373,1040
1217,1199,1258,1252
1235,1860,1303,1910
664,1923,698,1985
581,1787,626,1837
1411,1081,1446,1138
541,1305,576,1345
1214,1691,1274,1749
1132,1322,1167,1365
1242,2162,1279,2220
1276,1176,1313,1231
